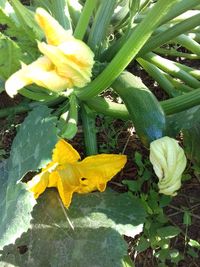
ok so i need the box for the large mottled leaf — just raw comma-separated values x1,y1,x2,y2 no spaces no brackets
10,0,43,40
1,189,146,267
166,105,200,136
0,105,58,249
183,124,200,166
0,8,39,60
0,33,22,79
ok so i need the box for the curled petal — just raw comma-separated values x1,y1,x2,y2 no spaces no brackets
5,56,70,96
35,7,72,45
27,171,49,199
75,154,127,193
38,41,94,88
150,136,187,196
52,139,80,165
5,68,32,98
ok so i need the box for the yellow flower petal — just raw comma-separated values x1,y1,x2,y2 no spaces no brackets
35,7,72,45
54,166,80,207
27,139,127,208
27,171,49,199
75,154,127,193
5,66,33,98
52,139,80,164
38,41,94,88
5,56,70,96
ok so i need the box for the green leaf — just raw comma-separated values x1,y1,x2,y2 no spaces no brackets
0,105,58,249
188,239,200,249
0,8,39,60
9,105,58,179
183,123,200,166
1,189,146,266
0,33,22,80
123,180,141,192
157,226,181,239
166,105,200,136
136,236,150,252
10,0,43,40
187,247,199,258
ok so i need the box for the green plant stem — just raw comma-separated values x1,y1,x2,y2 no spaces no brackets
154,48,200,60
161,88,200,115
86,86,200,118
87,0,116,54
75,0,180,100
59,94,79,139
159,0,200,25
137,58,180,97
174,62,200,80
81,104,98,155
175,34,200,55
86,97,130,120
2,87,200,120
164,75,194,93
19,88,59,101
74,0,97,40
143,52,200,88
139,13,200,55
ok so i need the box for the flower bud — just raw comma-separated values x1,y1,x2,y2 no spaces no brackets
150,136,187,196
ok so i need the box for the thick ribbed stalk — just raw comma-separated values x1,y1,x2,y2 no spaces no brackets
161,88,200,115
76,0,179,100
174,62,200,80
60,94,78,139
81,104,98,155
86,87,200,118
86,97,130,120
87,0,116,54
159,0,200,25
143,52,200,88
154,48,200,60
139,13,200,55
74,0,97,40
175,34,200,55
164,75,194,93
137,58,180,97
19,87,59,101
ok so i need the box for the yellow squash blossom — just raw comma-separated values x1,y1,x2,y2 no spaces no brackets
5,8,94,98
27,139,127,208
149,136,187,196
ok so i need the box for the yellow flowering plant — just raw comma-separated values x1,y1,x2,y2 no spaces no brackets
27,138,127,207
5,8,94,97
2,0,200,265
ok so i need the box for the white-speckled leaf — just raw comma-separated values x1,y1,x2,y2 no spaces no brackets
1,189,146,267
0,105,58,249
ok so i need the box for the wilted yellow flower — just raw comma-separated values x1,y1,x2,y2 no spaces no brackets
149,136,187,196
5,8,94,98
27,139,127,207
